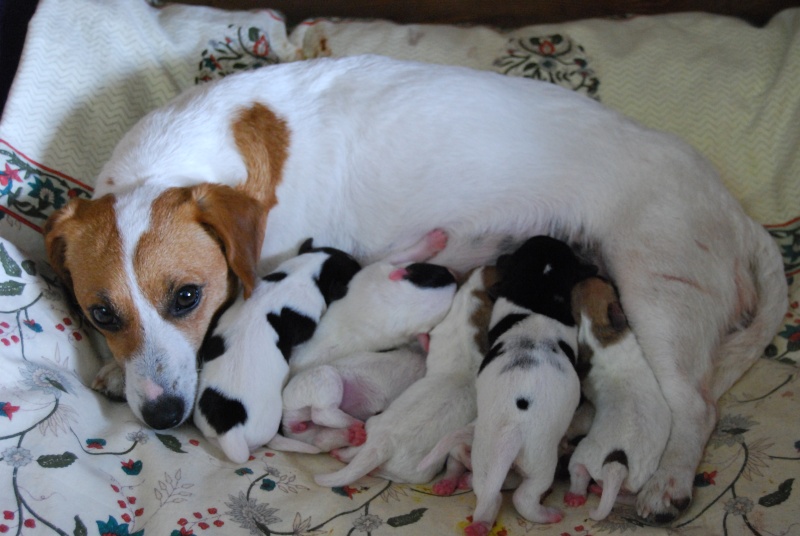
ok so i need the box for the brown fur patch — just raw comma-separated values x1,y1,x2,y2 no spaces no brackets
231,103,290,208
470,266,498,354
44,195,144,362
134,187,240,351
572,277,628,348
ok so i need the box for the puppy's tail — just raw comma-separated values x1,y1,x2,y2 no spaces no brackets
314,441,390,488
416,423,475,472
267,434,322,454
710,225,788,400
590,461,627,521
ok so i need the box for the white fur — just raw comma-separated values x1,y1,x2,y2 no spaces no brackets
193,252,337,463
88,55,787,519
281,346,426,451
565,298,671,520
464,299,581,533
314,267,493,486
289,261,456,372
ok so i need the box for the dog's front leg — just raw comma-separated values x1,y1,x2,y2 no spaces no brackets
87,327,126,400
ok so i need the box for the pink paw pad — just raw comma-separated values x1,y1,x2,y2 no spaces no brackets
432,478,457,496
289,421,309,434
544,510,564,524
348,422,366,446
589,483,604,496
330,449,344,461
464,522,490,536
564,492,587,507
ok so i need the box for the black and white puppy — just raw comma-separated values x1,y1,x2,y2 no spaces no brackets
464,236,596,535
193,240,361,463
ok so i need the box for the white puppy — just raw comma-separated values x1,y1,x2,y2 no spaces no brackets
281,346,426,451
564,277,671,520
193,243,360,463
289,261,457,372
314,266,497,486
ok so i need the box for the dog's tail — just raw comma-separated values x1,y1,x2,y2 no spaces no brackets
590,461,627,521
416,423,475,472
314,440,390,488
266,433,322,454
710,224,788,400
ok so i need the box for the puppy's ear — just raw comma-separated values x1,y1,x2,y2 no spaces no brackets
192,184,266,299
607,301,628,332
298,238,314,254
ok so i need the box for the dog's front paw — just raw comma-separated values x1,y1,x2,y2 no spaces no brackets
635,468,693,525
92,362,126,401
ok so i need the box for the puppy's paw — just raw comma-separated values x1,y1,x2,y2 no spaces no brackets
464,522,491,536
432,478,458,496
457,472,473,490
635,468,693,525
563,491,586,507
348,422,366,446
92,362,126,400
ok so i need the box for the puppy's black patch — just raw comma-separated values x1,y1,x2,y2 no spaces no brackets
263,271,287,282
267,307,318,361
487,313,528,347
492,236,597,326
479,341,505,374
315,253,361,305
516,397,530,410
197,387,247,435
401,263,456,288
603,449,629,468
198,334,226,364
197,297,235,366
558,339,576,365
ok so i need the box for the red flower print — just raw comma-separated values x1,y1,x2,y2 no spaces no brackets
121,514,131,523
538,40,556,55
0,163,22,187
0,525,8,533
253,35,269,56
23,519,35,528
2,512,11,520
1,402,20,420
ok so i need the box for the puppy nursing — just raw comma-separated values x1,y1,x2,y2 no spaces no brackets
193,241,360,463
564,277,671,520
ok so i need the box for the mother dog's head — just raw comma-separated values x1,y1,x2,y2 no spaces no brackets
44,183,266,429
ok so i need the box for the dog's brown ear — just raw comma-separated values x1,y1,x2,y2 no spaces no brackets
43,200,82,299
191,184,266,299
607,300,628,332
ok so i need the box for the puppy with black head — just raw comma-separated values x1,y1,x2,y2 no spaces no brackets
193,239,361,463
465,236,596,535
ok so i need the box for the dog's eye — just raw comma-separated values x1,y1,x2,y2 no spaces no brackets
89,306,120,330
172,285,202,316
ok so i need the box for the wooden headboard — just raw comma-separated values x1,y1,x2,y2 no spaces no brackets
178,0,800,27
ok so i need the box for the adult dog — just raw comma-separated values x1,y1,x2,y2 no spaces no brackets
43,55,787,523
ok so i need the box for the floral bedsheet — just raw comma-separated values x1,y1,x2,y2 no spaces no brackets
0,1,799,534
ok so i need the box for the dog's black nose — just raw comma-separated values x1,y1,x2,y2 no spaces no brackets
141,395,186,430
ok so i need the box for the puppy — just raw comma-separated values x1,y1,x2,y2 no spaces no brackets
314,266,497,486
44,55,788,521
462,236,595,534
281,345,426,451
193,241,360,463
563,277,671,520
289,262,457,372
